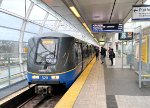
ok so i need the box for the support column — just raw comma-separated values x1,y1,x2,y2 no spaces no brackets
38,12,49,34
19,2,34,78
0,0,3,6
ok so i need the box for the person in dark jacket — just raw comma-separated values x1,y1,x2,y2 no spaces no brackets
109,48,115,66
95,47,99,60
100,47,106,64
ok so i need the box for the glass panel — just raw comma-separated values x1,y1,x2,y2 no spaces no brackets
10,63,20,76
42,27,52,33
0,41,19,79
22,42,28,72
29,5,46,24
45,15,59,29
23,32,35,42
25,0,31,13
58,20,68,31
1,0,26,17
25,22,40,33
0,12,23,29
0,27,20,41
36,38,58,65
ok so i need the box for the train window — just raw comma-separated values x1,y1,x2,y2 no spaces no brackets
77,43,82,63
74,43,78,64
82,44,88,58
36,38,58,64
74,43,82,64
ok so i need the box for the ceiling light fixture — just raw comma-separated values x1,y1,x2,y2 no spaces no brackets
82,23,91,33
82,23,94,37
70,6,81,18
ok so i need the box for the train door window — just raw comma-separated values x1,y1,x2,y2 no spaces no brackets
74,43,78,64
75,42,82,64
82,44,88,58
36,38,58,65
86,45,89,57
77,43,82,63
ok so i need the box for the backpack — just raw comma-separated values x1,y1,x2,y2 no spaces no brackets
113,52,115,58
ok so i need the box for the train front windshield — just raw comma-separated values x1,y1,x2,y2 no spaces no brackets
36,38,58,65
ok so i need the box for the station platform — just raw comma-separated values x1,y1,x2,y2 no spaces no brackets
0,79,28,99
55,57,150,108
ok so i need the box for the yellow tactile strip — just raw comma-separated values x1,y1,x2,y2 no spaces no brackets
54,57,96,108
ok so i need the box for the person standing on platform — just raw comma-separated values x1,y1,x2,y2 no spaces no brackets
109,48,115,66
95,47,100,60
100,47,106,64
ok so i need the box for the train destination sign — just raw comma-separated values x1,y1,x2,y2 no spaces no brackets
118,32,133,40
92,23,123,32
132,5,150,20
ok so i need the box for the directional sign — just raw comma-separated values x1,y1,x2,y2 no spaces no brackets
132,5,150,20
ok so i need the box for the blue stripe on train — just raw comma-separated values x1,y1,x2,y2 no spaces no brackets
27,68,80,88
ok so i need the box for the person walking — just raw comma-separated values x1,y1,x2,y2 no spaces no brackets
100,47,106,64
109,48,115,66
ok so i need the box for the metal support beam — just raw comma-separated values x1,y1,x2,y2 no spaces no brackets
109,0,116,23
19,2,34,78
139,27,142,88
38,12,49,34
0,0,3,6
122,41,123,69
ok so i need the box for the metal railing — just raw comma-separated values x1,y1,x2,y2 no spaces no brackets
0,53,27,89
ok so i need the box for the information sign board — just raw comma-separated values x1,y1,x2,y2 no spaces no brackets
118,32,133,40
132,5,150,20
92,23,123,32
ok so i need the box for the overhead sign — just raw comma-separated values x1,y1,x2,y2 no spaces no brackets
132,5,150,20
92,23,123,32
118,32,133,40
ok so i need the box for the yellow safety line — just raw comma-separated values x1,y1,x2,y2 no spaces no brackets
54,57,96,108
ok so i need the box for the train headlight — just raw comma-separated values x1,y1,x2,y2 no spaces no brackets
51,76,59,80
32,75,39,79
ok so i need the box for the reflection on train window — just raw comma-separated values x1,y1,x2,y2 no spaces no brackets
36,38,58,64
74,43,78,64
82,45,88,58
74,43,82,64
78,44,82,63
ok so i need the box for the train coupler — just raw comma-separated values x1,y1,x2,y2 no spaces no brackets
35,85,52,95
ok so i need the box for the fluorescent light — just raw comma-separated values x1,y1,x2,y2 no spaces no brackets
82,23,95,38
83,23,91,33
91,33,94,37
70,6,81,17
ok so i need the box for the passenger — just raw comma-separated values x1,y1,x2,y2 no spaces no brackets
109,48,115,66
100,47,106,64
108,47,111,57
95,47,99,60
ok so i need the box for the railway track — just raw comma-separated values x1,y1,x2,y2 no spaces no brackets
18,86,66,108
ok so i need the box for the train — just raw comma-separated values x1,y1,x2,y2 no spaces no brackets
27,32,96,94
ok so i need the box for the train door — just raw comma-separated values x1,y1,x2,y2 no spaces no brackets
75,42,83,73
82,44,89,69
